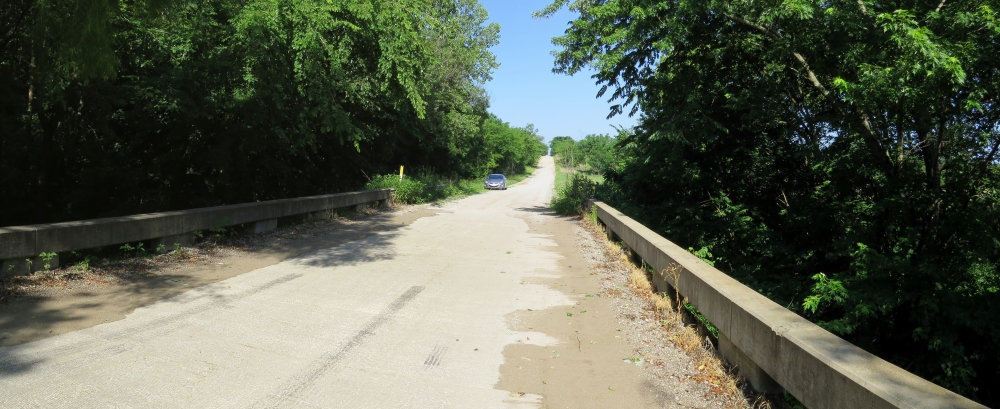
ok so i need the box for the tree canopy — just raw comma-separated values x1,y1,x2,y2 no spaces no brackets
576,134,615,173
548,135,575,167
541,0,1000,402
0,0,541,226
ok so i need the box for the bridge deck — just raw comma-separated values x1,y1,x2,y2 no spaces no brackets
0,157,701,408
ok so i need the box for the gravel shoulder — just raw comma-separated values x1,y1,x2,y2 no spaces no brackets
497,210,765,409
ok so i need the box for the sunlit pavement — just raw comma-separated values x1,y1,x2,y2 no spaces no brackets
1,157,574,408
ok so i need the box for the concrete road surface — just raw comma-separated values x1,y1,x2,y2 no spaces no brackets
0,157,657,408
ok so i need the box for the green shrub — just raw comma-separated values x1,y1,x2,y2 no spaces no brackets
552,174,596,215
365,175,428,204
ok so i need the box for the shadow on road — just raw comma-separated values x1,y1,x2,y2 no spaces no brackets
0,207,439,353
290,228,402,268
514,206,579,220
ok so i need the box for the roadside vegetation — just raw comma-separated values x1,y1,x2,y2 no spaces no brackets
365,118,546,204
551,135,611,185
549,136,607,213
540,0,1000,403
505,165,536,186
0,0,541,226
362,172,508,205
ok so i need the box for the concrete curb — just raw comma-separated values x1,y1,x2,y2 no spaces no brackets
590,200,985,409
0,189,394,274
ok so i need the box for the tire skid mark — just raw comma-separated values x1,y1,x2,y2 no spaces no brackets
0,273,303,376
251,285,424,409
423,345,448,367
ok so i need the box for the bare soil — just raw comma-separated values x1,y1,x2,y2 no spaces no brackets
497,213,672,408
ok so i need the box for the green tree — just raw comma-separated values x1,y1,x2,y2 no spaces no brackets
0,0,529,227
539,0,1000,402
575,133,615,173
549,136,576,169
1,0,178,221
480,115,546,175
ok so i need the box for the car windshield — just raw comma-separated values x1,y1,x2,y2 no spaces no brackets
486,175,504,181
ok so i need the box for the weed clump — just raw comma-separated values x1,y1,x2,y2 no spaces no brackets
365,175,429,204
551,174,596,215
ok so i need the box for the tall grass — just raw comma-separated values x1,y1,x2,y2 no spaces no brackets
365,175,429,203
554,163,570,192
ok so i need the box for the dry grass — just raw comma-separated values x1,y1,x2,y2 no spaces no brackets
582,215,775,409
653,290,674,314
625,255,654,294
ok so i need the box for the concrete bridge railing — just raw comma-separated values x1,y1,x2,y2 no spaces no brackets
591,200,985,409
0,189,394,276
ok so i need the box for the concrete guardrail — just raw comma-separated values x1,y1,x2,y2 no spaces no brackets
0,189,394,276
590,200,985,409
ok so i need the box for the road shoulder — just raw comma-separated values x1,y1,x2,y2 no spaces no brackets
497,211,747,408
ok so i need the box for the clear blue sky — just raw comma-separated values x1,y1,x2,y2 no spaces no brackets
478,1,638,145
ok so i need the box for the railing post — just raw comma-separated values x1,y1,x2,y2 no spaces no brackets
718,332,783,394
246,219,277,234
606,226,619,242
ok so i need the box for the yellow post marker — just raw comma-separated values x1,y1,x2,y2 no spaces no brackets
399,165,404,181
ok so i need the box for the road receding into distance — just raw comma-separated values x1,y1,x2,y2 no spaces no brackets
1,156,668,408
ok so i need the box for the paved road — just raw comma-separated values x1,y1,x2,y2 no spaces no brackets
1,157,591,408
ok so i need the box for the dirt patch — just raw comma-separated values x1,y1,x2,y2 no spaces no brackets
576,215,777,409
497,210,774,408
496,216,659,407
0,205,445,347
